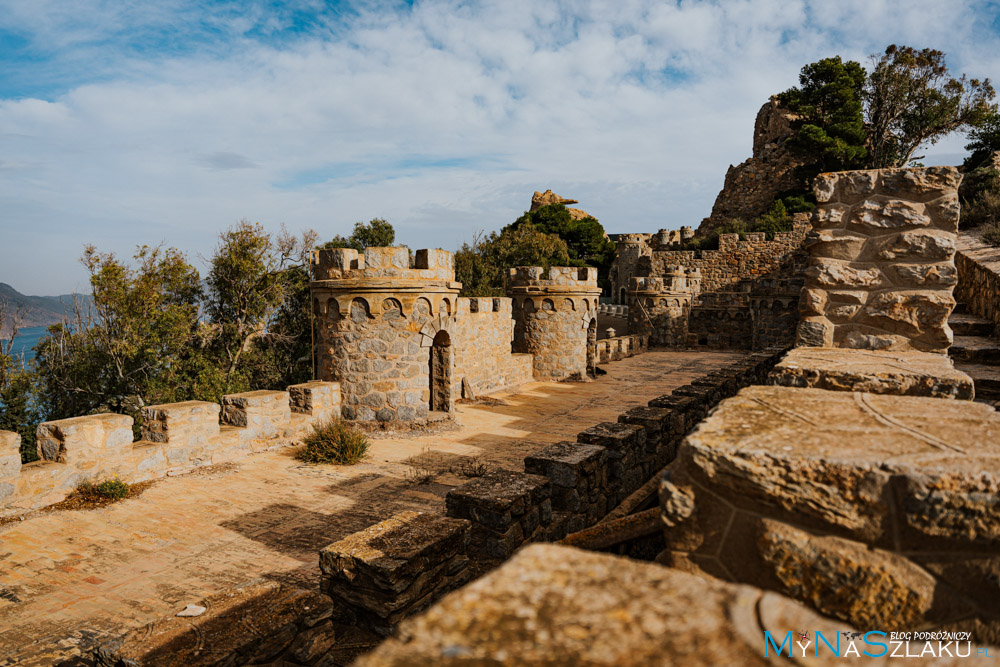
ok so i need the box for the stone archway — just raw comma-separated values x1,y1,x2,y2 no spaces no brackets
430,329,454,413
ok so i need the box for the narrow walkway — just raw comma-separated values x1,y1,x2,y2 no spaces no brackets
0,350,742,666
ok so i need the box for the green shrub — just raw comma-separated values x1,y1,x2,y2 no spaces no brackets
298,418,370,465
982,221,1000,247
77,477,131,501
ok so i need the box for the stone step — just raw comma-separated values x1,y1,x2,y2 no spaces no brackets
953,361,1000,400
949,335,1000,365
952,301,969,314
948,312,995,337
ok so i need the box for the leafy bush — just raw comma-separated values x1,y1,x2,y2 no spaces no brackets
76,477,131,501
298,418,370,465
960,168,1000,229
983,221,1000,247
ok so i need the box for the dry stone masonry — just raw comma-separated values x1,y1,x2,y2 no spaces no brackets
798,166,962,352
1,382,339,516
508,266,602,379
659,384,1000,642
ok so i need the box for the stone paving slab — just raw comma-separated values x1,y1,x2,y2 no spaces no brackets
769,347,975,399
0,349,742,666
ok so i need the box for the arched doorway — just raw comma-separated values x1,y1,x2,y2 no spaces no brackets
430,330,453,413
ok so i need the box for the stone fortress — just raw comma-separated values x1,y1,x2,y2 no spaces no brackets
2,101,1000,666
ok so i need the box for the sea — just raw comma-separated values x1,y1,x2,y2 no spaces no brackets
6,326,48,362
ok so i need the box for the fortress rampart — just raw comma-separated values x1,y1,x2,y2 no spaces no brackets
0,382,340,516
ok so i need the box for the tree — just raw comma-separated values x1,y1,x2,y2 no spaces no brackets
511,204,616,292
778,56,869,176
865,45,996,168
205,221,316,387
964,110,1000,169
0,298,40,462
34,245,202,428
455,223,576,296
321,218,396,251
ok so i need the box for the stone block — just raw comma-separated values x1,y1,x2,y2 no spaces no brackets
524,441,606,489
576,422,645,456
320,511,471,630
617,407,672,453
357,544,858,667
288,380,341,420
768,347,975,399
221,390,291,438
36,413,134,465
446,470,550,529
142,400,220,445
662,383,1000,634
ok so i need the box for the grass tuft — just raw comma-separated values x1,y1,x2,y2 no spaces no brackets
298,418,370,465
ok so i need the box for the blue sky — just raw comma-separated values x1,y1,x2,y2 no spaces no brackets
2,0,999,294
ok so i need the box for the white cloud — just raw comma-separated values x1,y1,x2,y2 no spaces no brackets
0,0,997,293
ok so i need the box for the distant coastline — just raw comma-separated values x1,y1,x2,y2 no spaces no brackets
7,325,48,362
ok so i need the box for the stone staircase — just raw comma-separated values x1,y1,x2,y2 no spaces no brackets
949,303,1000,406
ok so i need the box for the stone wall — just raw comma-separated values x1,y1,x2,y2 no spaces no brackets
955,228,1000,336
312,247,461,423
797,167,962,352
508,266,602,380
0,382,340,516
642,221,810,294
696,96,807,237
627,271,699,347
609,234,651,305
451,297,534,398
660,384,1000,641
313,247,536,422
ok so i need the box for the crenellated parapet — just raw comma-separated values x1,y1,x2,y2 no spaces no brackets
627,267,701,346
507,267,602,379
311,248,533,422
0,382,340,516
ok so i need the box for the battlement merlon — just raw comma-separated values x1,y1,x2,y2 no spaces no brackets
311,247,461,292
629,267,701,296
507,266,603,296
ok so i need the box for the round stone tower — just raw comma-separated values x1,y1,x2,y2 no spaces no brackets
627,266,700,347
311,247,460,423
610,234,650,304
507,266,602,380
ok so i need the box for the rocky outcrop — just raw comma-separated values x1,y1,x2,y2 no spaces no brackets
531,189,595,221
697,96,807,236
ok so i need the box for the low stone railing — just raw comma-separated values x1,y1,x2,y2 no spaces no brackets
956,228,1000,336
595,334,647,362
597,303,629,316
0,381,340,516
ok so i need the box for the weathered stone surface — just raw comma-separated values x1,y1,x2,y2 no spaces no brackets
805,258,886,288
799,167,961,352
508,266,601,380
357,544,859,667
93,579,333,667
796,317,833,347
769,347,975,399
661,384,1000,635
320,511,471,628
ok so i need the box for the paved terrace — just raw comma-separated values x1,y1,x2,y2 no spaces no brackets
0,349,742,666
